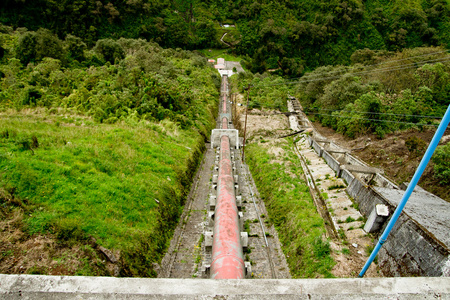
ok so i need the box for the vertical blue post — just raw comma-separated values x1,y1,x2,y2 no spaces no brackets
359,104,450,278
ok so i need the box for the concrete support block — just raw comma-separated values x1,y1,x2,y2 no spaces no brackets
212,184,217,190
241,232,248,249
220,113,231,122
235,184,239,194
208,211,215,227
341,164,384,175
245,261,252,279
238,212,244,231
364,204,389,233
209,195,216,211
236,196,242,209
212,175,218,184
201,263,211,278
234,175,239,183
205,231,213,251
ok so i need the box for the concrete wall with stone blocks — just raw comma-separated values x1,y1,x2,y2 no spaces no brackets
378,213,449,277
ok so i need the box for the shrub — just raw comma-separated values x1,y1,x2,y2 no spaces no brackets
54,218,88,245
405,136,426,156
313,237,331,258
432,143,450,185
22,86,42,106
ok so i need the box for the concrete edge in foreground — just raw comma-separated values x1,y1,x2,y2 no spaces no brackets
1,275,450,299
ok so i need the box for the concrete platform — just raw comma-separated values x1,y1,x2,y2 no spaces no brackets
1,275,449,299
211,129,240,149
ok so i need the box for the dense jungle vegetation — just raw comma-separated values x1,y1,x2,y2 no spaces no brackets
1,0,449,74
0,26,219,276
231,45,450,191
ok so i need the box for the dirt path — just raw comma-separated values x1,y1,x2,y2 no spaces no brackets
157,144,213,278
294,136,379,277
220,32,231,47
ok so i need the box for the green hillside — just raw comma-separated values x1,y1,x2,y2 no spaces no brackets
0,29,219,276
1,0,449,73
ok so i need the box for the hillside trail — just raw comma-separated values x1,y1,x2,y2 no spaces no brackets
220,32,231,47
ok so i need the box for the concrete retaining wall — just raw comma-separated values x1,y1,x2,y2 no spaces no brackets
311,138,323,157
346,178,390,219
340,169,355,187
346,176,365,203
322,149,340,174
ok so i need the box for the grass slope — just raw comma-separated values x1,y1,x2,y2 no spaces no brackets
246,139,334,278
0,111,207,276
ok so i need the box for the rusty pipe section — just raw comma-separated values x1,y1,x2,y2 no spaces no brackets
210,134,245,279
223,95,227,115
222,75,228,117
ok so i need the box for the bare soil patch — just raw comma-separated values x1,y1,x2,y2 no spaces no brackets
0,193,120,276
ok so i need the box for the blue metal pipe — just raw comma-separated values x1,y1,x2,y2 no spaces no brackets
359,104,450,278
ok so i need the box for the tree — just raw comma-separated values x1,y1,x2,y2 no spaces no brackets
16,29,65,65
16,31,37,65
94,39,125,63
35,29,65,62
65,34,87,62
